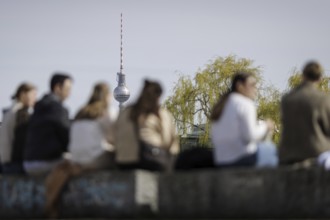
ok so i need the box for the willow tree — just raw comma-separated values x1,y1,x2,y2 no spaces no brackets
165,55,262,145
257,85,281,144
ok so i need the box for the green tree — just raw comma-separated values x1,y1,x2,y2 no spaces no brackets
164,75,196,136
165,55,262,146
287,68,301,89
257,85,281,144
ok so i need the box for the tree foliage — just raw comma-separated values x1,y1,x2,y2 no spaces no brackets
287,68,302,89
164,76,196,135
257,85,281,143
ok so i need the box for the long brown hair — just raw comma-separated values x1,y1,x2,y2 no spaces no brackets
75,82,110,120
130,80,163,123
210,72,253,121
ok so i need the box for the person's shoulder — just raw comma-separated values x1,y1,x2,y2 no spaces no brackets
3,102,23,115
1,103,20,123
159,107,170,114
281,91,291,103
302,86,330,106
159,108,173,118
38,93,59,104
230,93,254,107
47,94,67,109
230,93,247,101
34,94,67,117
12,102,23,111
35,94,55,108
280,85,304,103
159,108,177,125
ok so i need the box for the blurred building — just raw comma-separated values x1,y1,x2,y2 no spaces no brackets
180,124,211,151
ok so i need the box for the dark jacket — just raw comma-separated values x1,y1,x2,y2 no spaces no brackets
24,94,70,161
12,106,31,162
279,82,330,164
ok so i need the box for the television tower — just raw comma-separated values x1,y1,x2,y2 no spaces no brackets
114,13,130,109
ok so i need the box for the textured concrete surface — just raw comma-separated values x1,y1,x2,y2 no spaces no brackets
159,167,330,218
0,174,45,218
1,167,330,218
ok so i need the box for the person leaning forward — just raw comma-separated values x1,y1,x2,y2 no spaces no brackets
279,61,330,165
114,80,179,172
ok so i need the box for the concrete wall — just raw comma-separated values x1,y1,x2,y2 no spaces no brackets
1,167,330,218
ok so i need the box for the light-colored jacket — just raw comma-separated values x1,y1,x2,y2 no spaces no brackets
69,115,115,166
0,102,23,164
114,107,179,163
212,93,268,165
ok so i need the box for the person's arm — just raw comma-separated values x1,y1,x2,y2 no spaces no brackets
166,111,179,155
98,114,115,152
239,101,268,143
52,104,70,151
319,97,330,138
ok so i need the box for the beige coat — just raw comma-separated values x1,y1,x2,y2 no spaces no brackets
114,107,179,163
279,82,330,164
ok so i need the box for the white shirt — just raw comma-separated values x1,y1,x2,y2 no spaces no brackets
69,115,115,165
211,93,267,165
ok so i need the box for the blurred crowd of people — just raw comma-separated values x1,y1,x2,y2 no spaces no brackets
0,60,330,177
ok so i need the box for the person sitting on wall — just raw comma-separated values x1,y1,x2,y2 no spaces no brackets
69,82,116,171
279,61,330,167
45,82,117,218
210,72,277,168
114,79,179,172
0,83,37,174
24,73,73,175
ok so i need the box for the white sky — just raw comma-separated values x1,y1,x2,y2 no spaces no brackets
1,0,330,120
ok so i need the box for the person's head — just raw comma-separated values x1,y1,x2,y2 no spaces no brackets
75,82,110,120
87,82,110,107
302,61,323,82
210,72,256,121
12,83,37,107
231,72,257,100
50,73,73,101
130,80,163,122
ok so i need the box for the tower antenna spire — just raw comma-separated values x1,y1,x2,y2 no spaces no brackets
120,13,123,74
114,13,130,109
